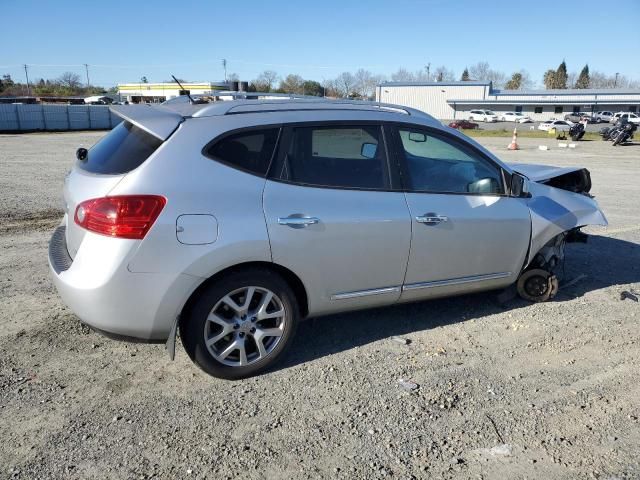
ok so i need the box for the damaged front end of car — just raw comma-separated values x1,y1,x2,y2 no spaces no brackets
508,163,607,302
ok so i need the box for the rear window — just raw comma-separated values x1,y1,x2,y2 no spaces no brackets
77,121,162,174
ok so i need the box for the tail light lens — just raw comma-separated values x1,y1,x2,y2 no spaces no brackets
74,195,166,239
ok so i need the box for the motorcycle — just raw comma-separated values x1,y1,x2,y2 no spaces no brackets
569,122,585,141
612,122,637,146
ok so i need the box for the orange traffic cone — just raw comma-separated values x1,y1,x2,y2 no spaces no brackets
508,127,519,150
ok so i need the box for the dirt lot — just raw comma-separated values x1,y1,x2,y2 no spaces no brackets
1,132,639,480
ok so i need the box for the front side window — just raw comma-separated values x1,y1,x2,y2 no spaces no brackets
397,128,502,195
276,125,388,189
206,128,279,176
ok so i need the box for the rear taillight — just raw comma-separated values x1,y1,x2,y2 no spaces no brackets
74,195,166,240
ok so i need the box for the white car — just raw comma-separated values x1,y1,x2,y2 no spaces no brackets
500,112,532,123
610,112,640,124
468,109,498,122
538,120,573,132
595,111,614,123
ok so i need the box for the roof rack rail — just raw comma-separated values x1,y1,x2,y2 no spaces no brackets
221,99,426,117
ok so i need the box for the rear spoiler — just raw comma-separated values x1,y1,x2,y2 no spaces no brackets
109,105,184,141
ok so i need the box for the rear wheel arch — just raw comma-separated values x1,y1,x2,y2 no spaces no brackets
180,261,309,324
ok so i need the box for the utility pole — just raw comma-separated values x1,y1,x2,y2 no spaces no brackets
23,64,31,96
614,72,619,88
84,64,90,88
222,59,227,83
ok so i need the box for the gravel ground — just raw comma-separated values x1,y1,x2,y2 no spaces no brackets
1,132,639,479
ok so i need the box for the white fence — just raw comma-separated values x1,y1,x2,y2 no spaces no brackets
0,104,122,131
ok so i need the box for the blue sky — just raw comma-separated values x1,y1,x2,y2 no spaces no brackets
2,0,639,88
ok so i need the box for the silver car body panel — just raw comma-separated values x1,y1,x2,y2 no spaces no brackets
49,99,608,342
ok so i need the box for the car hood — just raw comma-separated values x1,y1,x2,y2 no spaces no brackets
507,163,585,183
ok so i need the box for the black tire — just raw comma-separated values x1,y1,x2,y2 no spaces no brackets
612,133,625,146
180,268,299,380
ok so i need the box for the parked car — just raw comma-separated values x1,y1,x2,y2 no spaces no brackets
595,111,614,123
468,109,498,122
610,112,640,124
500,112,532,123
448,119,479,129
48,99,606,379
538,119,573,131
564,112,595,123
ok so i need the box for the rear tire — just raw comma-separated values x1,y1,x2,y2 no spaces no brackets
180,269,299,380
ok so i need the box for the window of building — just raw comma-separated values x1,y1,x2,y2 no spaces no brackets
572,106,580,114
515,106,523,113
534,106,543,114
396,128,502,195
276,125,388,190
554,106,563,114
206,128,280,176
630,106,637,113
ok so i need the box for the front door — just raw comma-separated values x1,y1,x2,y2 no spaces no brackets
263,123,412,315
389,125,531,301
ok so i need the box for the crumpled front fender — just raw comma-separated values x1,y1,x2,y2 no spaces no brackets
526,181,607,265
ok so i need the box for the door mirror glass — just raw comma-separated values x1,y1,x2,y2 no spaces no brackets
360,142,378,159
408,132,427,142
510,172,529,197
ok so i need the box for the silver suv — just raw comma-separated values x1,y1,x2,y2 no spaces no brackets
49,99,606,379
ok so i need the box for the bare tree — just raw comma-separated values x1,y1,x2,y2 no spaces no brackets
336,71,356,97
433,66,455,82
57,71,82,89
390,68,414,82
354,69,380,98
468,62,506,87
253,70,279,92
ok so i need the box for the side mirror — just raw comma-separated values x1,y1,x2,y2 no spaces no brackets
408,132,427,142
510,172,529,197
76,147,88,161
360,142,378,159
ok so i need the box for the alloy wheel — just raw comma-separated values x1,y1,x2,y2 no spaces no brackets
203,286,286,367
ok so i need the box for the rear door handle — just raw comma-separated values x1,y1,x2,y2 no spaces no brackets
277,216,320,228
415,214,448,225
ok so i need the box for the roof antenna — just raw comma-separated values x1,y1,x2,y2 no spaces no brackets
171,75,195,104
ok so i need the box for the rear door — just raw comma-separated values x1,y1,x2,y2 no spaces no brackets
389,125,531,301
263,123,411,315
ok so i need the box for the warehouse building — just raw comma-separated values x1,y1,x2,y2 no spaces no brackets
376,81,640,121
117,81,230,103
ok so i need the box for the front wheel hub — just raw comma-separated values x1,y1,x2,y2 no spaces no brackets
517,269,559,303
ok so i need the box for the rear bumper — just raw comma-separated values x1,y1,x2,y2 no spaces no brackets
48,225,201,341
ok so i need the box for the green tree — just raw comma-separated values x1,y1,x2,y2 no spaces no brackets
302,80,323,96
461,68,470,81
505,72,522,89
140,76,148,83
279,74,304,94
543,69,557,89
555,61,568,89
575,64,590,89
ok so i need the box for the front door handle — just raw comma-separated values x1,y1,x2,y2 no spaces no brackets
277,216,320,228
415,214,448,225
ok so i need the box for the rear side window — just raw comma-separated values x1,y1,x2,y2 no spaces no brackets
78,121,162,174
275,125,388,190
206,128,279,176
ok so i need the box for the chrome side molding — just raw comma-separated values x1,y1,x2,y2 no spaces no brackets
402,272,511,291
331,286,401,301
